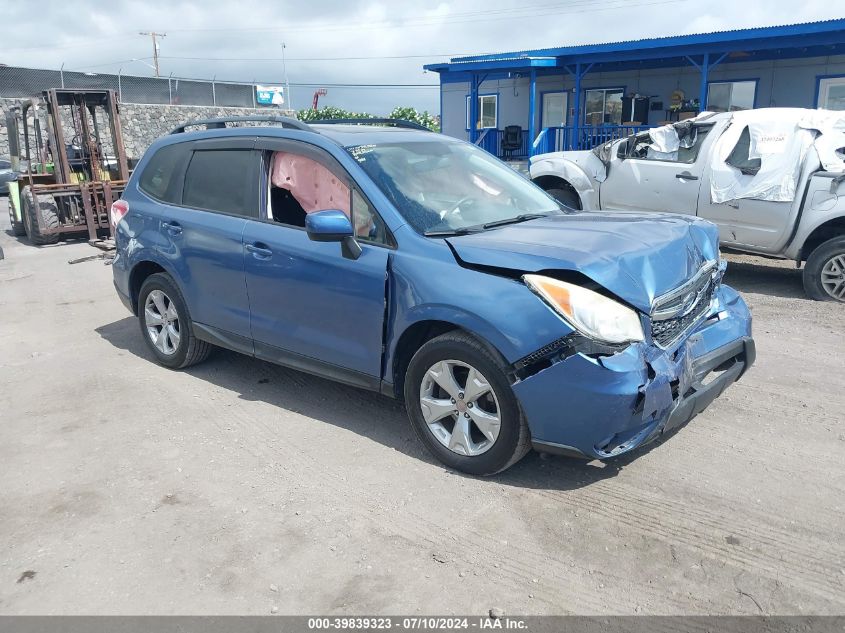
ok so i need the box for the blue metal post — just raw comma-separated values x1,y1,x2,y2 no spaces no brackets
572,63,582,151
528,69,537,157
698,52,710,111
469,74,479,144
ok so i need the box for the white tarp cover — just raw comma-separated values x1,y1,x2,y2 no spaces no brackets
648,125,680,159
646,122,700,160
709,108,845,204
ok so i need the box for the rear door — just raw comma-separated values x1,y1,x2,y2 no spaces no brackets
156,138,259,339
599,125,713,215
242,139,391,385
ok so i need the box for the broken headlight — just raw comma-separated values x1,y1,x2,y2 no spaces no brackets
523,274,644,344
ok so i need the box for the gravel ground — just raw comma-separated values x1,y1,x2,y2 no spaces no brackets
0,199,843,616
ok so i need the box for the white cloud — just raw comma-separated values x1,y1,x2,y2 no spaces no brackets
2,0,842,114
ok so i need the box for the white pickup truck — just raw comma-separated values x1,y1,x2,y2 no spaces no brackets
530,108,845,301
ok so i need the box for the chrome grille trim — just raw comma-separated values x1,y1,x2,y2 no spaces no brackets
650,260,722,349
651,260,718,322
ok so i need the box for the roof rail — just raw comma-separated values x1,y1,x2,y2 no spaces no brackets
169,115,312,135
310,118,432,132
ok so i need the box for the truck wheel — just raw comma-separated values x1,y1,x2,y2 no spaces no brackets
404,331,531,476
803,236,845,302
546,187,581,210
21,186,60,245
138,272,212,369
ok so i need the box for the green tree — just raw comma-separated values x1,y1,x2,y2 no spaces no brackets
296,106,373,122
389,106,440,132
295,105,440,131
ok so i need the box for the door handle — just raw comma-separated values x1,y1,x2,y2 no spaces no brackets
163,221,182,235
246,242,273,259
675,172,699,180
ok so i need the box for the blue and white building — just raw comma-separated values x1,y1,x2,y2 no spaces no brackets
423,19,845,159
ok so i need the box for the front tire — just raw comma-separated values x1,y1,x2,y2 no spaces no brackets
404,331,531,476
803,237,845,302
138,273,212,369
21,186,59,245
545,187,581,210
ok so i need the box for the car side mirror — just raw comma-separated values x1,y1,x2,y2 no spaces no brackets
305,209,362,260
616,139,629,160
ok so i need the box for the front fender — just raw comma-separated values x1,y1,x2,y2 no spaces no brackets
530,155,600,210
383,241,574,388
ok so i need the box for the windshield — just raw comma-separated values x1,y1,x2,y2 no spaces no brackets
346,140,563,235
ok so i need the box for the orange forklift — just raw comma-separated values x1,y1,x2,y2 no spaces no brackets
6,89,130,245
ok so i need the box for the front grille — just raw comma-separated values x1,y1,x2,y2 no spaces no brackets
650,264,718,349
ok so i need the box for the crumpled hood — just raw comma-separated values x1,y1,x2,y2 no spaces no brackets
445,212,719,313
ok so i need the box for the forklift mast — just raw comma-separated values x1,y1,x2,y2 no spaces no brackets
7,89,131,244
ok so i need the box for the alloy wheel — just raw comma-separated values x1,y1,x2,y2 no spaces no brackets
419,360,501,457
145,289,181,355
820,254,845,301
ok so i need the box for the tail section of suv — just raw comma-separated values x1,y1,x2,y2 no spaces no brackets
112,117,754,475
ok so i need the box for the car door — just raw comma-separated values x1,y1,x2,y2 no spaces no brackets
696,124,800,252
598,125,713,215
242,139,391,387
159,138,260,340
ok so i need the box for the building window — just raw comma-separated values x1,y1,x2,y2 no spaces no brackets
707,80,756,112
541,92,568,128
466,94,497,129
584,88,623,126
818,76,845,111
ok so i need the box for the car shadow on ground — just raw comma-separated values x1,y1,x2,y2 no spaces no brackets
95,316,671,492
722,259,806,300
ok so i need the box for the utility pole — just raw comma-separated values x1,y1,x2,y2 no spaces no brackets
281,42,292,111
139,31,166,77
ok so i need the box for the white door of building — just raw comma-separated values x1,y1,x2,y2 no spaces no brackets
818,77,845,110
542,92,568,128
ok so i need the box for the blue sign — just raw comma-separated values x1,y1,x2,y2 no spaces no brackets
256,85,285,106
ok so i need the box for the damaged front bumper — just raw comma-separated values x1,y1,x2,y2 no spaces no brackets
514,284,754,460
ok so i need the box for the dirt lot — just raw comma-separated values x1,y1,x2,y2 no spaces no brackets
0,198,843,616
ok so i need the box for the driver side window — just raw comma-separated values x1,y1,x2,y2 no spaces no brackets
627,126,711,164
265,149,390,246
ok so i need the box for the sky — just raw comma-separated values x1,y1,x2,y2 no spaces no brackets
2,0,843,114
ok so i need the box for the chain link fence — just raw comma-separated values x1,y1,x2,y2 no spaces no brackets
0,65,268,108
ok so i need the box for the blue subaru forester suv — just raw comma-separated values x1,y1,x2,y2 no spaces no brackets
111,116,755,476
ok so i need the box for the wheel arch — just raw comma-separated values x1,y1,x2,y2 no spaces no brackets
389,316,513,402
128,259,178,315
531,175,582,209
798,216,845,261
529,156,598,209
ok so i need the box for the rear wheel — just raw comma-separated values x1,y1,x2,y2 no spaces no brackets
803,236,845,302
21,186,59,245
545,187,581,210
404,331,531,476
138,273,212,369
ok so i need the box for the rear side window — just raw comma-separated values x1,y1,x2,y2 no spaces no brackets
138,143,189,203
182,149,260,217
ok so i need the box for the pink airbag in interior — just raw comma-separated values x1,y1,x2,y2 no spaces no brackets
271,152,350,216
